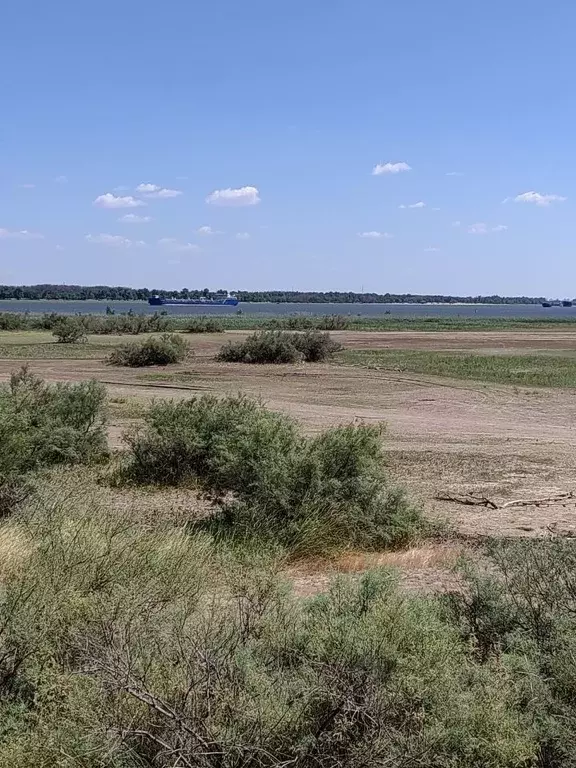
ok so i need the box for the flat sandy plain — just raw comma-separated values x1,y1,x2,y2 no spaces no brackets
2,328,576,593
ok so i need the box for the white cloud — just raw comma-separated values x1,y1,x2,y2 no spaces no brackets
54,175,68,184
158,237,199,252
118,214,152,224
136,183,160,194
432,207,441,211
206,186,260,206
357,231,393,239
153,188,182,198
55,244,64,251
196,225,219,235
446,171,464,177
424,246,440,252
452,221,461,227
18,183,36,189
0,228,44,240
372,162,411,176
235,232,251,240
85,233,142,247
94,193,145,209
136,183,182,199
467,223,508,235
399,201,426,209
513,191,566,207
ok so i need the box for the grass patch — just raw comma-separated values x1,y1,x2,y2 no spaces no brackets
341,348,576,388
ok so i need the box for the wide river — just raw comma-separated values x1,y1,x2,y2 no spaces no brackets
0,300,574,319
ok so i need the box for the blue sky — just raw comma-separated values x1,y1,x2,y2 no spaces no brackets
1,0,574,295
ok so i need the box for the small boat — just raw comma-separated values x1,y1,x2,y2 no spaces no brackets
149,295,239,307
562,300,573,308
542,302,552,308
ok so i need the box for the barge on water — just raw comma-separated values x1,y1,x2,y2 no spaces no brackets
149,295,239,307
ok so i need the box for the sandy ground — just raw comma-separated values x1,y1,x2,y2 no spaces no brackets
3,329,576,593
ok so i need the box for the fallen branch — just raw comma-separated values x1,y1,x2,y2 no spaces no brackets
434,494,498,509
435,491,576,510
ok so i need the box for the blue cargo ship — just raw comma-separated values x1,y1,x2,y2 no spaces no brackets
148,295,239,307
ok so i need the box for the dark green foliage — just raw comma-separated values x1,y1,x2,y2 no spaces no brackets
122,394,423,553
0,282,554,303
107,333,189,366
184,316,224,333
51,317,87,343
0,474,32,518
0,313,29,331
0,367,108,476
217,330,342,364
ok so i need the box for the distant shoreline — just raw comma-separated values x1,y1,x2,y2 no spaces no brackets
0,298,549,307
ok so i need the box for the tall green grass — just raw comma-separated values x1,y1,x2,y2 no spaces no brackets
342,349,576,387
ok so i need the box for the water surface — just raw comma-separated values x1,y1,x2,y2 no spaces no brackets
0,300,574,319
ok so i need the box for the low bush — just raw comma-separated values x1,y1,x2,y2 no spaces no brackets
33,311,172,335
445,538,576,764
0,312,29,331
51,317,87,343
293,328,342,361
266,314,350,331
121,394,423,553
184,316,224,333
217,329,341,364
0,497,537,767
0,368,108,506
107,333,189,366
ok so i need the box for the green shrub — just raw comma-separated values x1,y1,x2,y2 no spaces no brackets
0,313,30,331
445,538,576,765
107,333,189,366
218,330,303,363
0,499,537,766
292,328,342,361
51,317,87,343
0,367,108,477
184,316,224,333
266,314,350,330
121,394,423,553
217,329,341,364
33,311,172,335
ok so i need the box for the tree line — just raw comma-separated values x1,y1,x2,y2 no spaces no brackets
0,284,549,304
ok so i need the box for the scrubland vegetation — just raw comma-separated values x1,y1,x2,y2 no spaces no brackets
4,309,576,335
2,314,576,765
217,330,342,364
